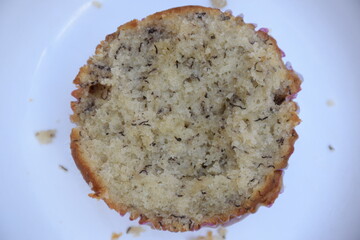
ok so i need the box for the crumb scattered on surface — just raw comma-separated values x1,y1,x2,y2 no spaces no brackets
326,99,335,107
28,98,33,102
328,145,335,151
217,227,227,239
35,129,56,144
192,231,214,240
211,0,227,8
126,226,145,237
92,1,102,8
111,232,122,240
59,165,68,172
192,229,227,240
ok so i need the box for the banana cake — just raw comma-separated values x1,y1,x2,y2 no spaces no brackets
70,6,301,232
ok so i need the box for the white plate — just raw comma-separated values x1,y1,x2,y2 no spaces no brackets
1,0,360,239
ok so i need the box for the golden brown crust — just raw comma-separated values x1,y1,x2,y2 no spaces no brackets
70,5,301,232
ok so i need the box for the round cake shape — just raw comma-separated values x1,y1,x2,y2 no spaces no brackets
70,6,301,232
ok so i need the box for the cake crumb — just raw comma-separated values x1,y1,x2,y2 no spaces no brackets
59,165,68,172
126,226,145,237
92,1,102,8
217,227,227,239
326,99,335,107
211,0,227,9
35,129,56,144
328,145,335,151
192,230,227,240
111,232,122,240
192,231,214,240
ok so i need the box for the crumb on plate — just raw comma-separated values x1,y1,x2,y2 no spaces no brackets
28,98,33,102
111,232,122,240
192,231,214,240
211,0,227,8
35,129,56,144
59,165,68,172
326,99,335,107
126,226,145,237
328,145,335,151
192,228,227,240
217,227,227,239
92,1,102,8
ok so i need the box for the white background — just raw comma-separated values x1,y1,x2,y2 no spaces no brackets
1,0,360,239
